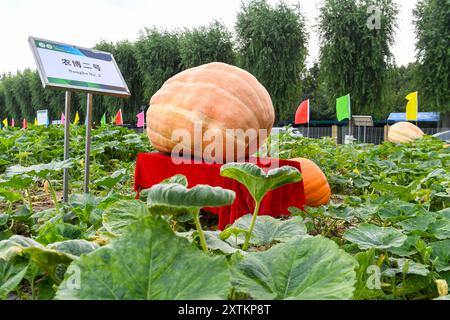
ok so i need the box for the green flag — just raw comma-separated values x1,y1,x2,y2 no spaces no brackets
336,94,351,121
100,113,106,126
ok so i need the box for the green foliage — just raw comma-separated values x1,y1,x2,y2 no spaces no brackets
179,21,236,68
413,0,450,122
235,0,308,121
318,0,398,119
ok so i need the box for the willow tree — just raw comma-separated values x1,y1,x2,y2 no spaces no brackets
318,0,398,119
235,0,308,122
413,0,450,126
179,21,236,68
135,28,182,102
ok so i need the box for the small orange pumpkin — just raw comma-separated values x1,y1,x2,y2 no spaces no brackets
387,122,424,144
290,158,331,207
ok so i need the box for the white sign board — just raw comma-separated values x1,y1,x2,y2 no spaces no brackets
36,110,49,126
29,36,130,97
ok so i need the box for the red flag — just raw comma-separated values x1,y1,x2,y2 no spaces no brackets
295,99,309,124
115,109,123,125
22,119,27,129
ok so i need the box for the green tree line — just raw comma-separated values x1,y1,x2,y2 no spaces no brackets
0,0,448,126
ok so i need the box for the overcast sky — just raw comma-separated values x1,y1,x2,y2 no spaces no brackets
0,0,418,75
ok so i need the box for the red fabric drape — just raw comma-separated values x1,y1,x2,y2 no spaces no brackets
134,152,305,230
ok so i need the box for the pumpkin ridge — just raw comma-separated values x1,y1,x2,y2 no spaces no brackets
175,65,271,128
156,81,259,129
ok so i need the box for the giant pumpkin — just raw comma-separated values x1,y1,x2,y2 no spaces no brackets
291,158,331,207
388,122,424,144
146,62,275,162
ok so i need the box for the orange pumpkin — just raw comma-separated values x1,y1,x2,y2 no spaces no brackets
146,62,275,162
388,122,424,144
291,158,331,207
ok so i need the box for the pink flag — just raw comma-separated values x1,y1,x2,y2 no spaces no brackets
61,113,65,125
136,111,145,128
11,118,15,127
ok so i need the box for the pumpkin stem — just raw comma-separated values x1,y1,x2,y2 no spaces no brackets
243,201,261,251
193,211,208,253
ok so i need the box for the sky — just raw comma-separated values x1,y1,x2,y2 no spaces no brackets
0,0,418,75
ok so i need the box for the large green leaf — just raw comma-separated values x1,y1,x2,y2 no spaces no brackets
231,236,357,300
222,214,307,247
429,240,450,272
428,219,450,240
146,183,235,215
0,259,30,300
56,216,231,299
220,163,301,202
387,235,420,257
383,258,430,277
94,169,127,189
5,159,73,179
343,223,407,250
397,215,436,233
0,236,97,283
102,200,149,236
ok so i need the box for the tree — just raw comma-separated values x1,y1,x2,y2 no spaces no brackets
179,21,236,68
413,0,450,126
135,28,182,102
299,62,331,120
318,0,398,120
235,0,308,122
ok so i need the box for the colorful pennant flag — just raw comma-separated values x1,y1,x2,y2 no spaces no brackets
115,109,123,126
136,111,145,128
61,113,65,125
406,91,418,121
336,94,351,121
2,118,7,127
295,99,309,124
100,113,107,126
11,118,15,127
73,111,80,125
22,119,27,129
34,118,37,125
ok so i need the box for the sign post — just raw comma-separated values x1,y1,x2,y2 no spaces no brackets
63,91,71,202
352,115,374,143
29,36,130,200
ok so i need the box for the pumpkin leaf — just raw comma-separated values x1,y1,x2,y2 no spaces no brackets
383,258,430,277
55,216,231,299
397,215,436,233
343,223,407,250
231,236,357,299
145,183,235,214
5,159,73,179
429,240,450,272
102,200,149,236
428,219,450,240
220,163,301,202
94,169,127,189
0,259,30,300
222,214,307,247
386,235,420,257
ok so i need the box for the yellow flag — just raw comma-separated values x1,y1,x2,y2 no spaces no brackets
406,91,418,121
73,111,80,125
34,118,37,125
2,118,7,127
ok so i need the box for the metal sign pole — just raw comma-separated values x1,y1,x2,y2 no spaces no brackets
63,91,72,202
84,93,93,193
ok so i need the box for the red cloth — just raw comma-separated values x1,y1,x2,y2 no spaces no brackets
134,152,305,230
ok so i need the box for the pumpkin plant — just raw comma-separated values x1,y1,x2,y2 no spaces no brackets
145,175,236,252
220,163,301,250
